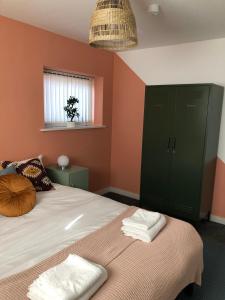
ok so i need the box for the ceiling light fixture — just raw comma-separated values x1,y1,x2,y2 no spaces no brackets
148,3,160,16
89,0,138,51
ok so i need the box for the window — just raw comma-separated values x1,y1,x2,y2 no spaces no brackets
44,69,93,127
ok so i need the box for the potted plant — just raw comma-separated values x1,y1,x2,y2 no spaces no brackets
64,96,80,128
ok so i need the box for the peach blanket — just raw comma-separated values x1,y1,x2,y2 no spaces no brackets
0,207,203,300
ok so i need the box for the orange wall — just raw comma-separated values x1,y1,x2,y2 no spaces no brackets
212,158,225,218
0,16,114,192
111,55,145,193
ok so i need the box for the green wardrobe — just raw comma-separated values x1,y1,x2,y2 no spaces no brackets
140,84,224,221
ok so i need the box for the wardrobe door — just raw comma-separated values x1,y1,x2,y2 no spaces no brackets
169,86,209,220
141,86,174,212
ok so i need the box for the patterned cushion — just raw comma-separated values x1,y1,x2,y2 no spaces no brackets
0,155,43,168
0,161,12,169
0,158,53,192
15,158,53,192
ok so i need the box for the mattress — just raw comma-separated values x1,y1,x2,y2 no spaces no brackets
0,184,127,280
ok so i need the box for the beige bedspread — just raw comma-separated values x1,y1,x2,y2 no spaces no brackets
0,207,203,300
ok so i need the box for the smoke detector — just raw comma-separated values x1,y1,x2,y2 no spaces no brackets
148,3,160,16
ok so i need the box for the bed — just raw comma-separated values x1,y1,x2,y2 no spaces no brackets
0,184,203,300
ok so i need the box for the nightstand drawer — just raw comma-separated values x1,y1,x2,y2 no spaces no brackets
69,169,88,190
46,165,89,191
47,169,70,186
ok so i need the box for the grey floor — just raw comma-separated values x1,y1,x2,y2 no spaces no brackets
104,193,225,300
177,221,225,300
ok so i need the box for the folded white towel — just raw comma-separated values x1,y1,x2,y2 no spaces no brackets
122,215,166,243
27,254,108,300
122,209,161,231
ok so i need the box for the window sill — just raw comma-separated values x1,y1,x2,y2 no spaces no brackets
40,125,106,132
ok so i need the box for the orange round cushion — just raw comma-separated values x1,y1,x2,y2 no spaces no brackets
0,174,36,217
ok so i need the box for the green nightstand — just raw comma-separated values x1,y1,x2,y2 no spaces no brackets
46,165,89,191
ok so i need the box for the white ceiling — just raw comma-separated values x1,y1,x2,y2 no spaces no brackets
1,0,225,50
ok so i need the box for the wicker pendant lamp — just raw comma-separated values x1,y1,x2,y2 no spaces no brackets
89,0,138,51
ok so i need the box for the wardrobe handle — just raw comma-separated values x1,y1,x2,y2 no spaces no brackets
167,137,171,153
172,137,176,154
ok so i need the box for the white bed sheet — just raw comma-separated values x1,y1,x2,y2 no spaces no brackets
0,184,127,280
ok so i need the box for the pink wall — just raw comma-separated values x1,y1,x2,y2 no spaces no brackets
110,55,145,194
0,16,114,192
212,158,225,218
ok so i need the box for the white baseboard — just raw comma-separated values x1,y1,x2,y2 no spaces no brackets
210,215,225,225
95,186,140,200
95,190,225,224
108,187,140,200
95,187,111,195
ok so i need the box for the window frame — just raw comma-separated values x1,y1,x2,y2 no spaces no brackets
43,68,94,129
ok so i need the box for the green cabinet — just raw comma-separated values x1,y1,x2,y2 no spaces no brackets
141,84,224,221
46,165,89,191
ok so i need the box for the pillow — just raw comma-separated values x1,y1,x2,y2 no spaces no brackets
0,161,11,169
12,155,44,166
0,174,36,217
0,157,53,192
15,158,53,192
0,166,17,176
0,155,43,169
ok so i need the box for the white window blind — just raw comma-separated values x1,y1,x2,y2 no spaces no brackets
44,69,93,126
